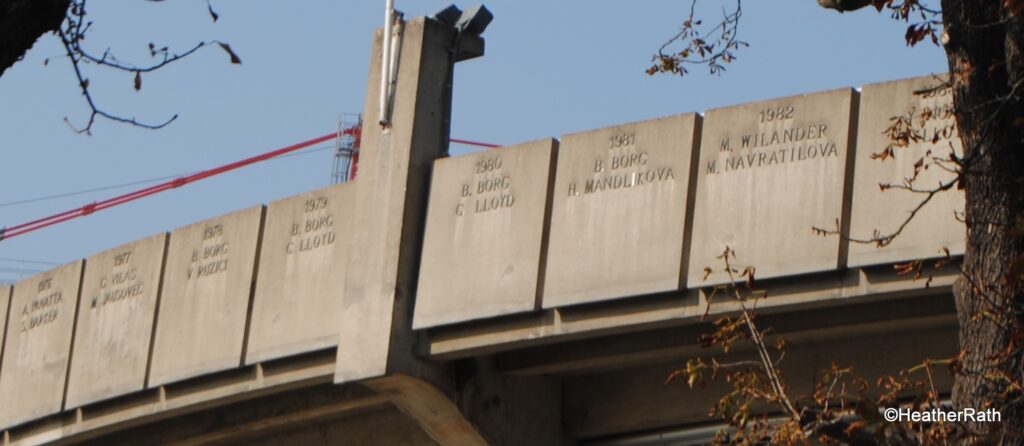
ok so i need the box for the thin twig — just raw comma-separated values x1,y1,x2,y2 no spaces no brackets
57,0,229,134
58,29,177,134
814,177,959,247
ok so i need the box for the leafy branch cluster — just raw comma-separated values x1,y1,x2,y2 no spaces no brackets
870,0,944,46
813,80,961,250
650,0,941,78
647,0,747,77
669,249,992,445
57,0,240,134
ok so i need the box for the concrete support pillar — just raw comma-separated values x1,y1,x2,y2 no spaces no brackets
334,14,460,390
333,16,572,446
452,357,575,446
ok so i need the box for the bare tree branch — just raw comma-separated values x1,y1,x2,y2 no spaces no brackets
56,0,238,134
57,29,177,134
813,177,958,247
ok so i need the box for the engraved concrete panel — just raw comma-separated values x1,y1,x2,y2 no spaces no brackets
543,114,700,308
414,139,556,328
247,184,355,364
0,261,83,429
0,285,9,369
849,75,964,267
66,233,167,408
149,206,264,386
689,89,857,287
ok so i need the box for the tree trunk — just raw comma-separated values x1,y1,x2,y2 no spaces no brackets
942,0,1024,444
0,0,71,77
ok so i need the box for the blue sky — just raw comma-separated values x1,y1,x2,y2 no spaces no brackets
0,1,946,282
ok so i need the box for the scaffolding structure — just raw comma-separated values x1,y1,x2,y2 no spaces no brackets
332,114,363,184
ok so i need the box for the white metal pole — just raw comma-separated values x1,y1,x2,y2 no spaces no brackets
379,0,394,126
387,17,401,89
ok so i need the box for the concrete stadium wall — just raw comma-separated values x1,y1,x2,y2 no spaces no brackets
0,16,963,444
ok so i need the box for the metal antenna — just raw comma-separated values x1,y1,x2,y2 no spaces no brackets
379,0,395,127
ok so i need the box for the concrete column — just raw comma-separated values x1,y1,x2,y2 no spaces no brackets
334,15,463,387
333,16,573,446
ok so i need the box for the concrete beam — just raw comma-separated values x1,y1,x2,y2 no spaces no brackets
367,374,488,446
563,324,958,439
496,291,956,376
424,262,958,360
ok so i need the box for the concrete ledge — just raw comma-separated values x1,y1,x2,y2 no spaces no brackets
3,349,336,446
422,260,958,360
2,352,491,446
561,323,957,438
